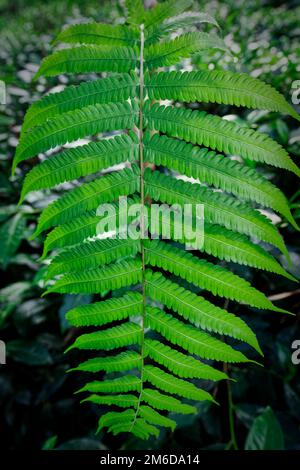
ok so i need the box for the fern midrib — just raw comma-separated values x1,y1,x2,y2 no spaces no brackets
25,83,134,129
146,39,196,63
53,238,139,268
48,203,129,245
18,108,135,160
52,264,142,289
146,140,282,207
59,32,136,43
76,298,143,320
147,80,284,106
149,108,282,158
147,178,274,238
43,173,137,225
146,308,225,353
43,52,136,69
130,23,146,432
25,141,133,190
162,212,271,265
144,243,254,298
145,277,244,333
146,341,198,373
77,326,142,347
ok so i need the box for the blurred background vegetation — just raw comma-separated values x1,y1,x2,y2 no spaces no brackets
0,0,300,451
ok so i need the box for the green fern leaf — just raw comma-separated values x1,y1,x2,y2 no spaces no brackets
145,270,262,353
77,375,141,394
125,0,145,25
108,418,159,440
53,23,139,47
45,259,142,296
66,292,143,327
22,74,138,134
97,410,159,440
69,351,142,373
145,12,220,45
144,365,215,402
34,45,138,80
82,393,138,408
139,405,176,431
13,101,138,172
66,321,142,352
146,71,300,121
145,102,300,176
145,169,288,256
144,339,228,381
47,238,141,278
97,409,135,432
147,208,294,280
42,198,136,258
14,1,297,440
144,240,286,311
145,306,249,362
141,388,196,415
33,166,139,237
145,32,227,69
144,0,192,29
20,134,138,203
144,132,298,229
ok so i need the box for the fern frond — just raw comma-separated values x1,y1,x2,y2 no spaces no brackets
77,375,141,394
125,0,145,25
141,388,196,414
82,393,138,408
145,32,226,69
201,225,295,280
97,409,135,433
45,259,142,296
66,321,142,352
145,306,249,362
69,351,142,373
145,169,288,256
139,405,176,431
108,419,159,439
13,101,138,172
42,198,137,258
147,207,294,280
144,240,286,312
144,365,215,402
144,132,298,228
14,2,296,440
53,23,139,47
144,339,227,381
145,103,300,176
34,45,138,80
146,12,220,45
145,270,262,353
42,212,98,258
66,292,143,327
145,71,300,121
33,166,140,237
22,74,138,134
98,410,159,439
20,134,138,203
47,238,141,278
144,0,192,29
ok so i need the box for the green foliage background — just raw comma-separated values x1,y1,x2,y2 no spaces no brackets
0,0,300,451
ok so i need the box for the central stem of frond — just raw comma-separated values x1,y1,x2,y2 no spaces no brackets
130,23,146,431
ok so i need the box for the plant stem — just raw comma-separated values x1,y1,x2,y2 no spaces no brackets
130,23,145,431
223,362,238,450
